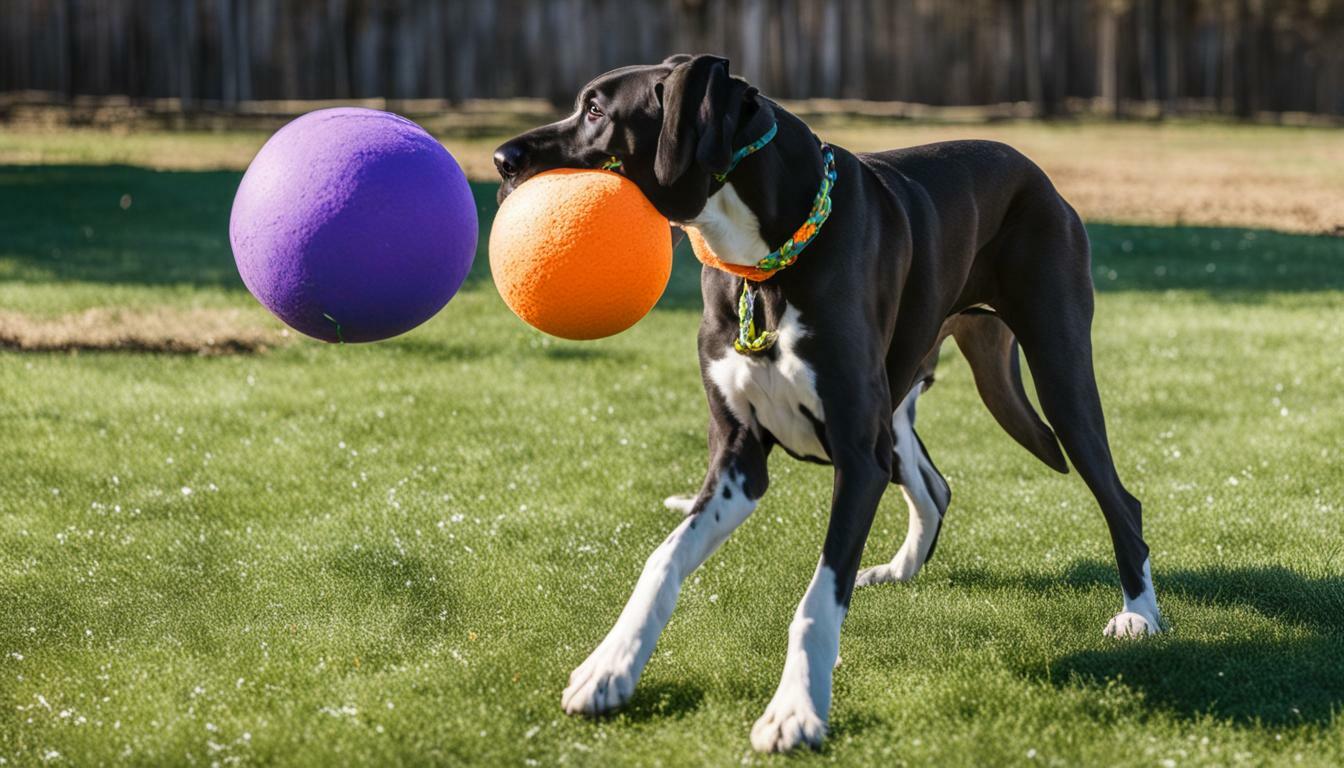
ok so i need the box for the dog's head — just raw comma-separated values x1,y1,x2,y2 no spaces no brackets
493,54,773,222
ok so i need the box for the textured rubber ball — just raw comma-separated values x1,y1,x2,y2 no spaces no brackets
489,170,672,340
230,107,478,343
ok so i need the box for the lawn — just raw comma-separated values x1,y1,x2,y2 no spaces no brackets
2,126,1343,766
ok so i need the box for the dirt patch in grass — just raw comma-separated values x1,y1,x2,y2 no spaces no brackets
814,121,1344,236
0,307,289,355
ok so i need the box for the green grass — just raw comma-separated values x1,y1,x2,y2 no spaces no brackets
2,160,1343,767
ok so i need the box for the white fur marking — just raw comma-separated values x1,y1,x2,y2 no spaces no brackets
562,471,756,715
751,563,844,753
1104,558,1163,637
707,305,828,461
682,183,772,267
856,383,943,586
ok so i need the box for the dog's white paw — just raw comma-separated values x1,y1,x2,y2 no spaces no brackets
1103,610,1161,638
855,564,896,587
662,494,696,516
855,559,919,588
561,638,640,716
855,539,927,587
750,689,826,753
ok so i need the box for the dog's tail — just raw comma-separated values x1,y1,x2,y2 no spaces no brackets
931,309,1069,474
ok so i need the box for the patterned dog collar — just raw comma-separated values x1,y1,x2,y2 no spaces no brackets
690,141,836,281
729,142,836,353
682,140,834,355
755,143,835,273
713,123,778,182
603,127,837,357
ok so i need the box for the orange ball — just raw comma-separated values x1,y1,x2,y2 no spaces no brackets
489,170,672,340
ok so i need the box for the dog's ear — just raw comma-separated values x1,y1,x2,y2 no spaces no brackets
655,54,750,187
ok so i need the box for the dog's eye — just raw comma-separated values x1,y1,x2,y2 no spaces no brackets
587,102,604,120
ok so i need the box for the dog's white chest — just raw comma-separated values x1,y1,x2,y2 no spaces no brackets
707,305,828,461
683,183,772,268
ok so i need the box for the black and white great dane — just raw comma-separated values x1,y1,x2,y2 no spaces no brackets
493,54,1163,753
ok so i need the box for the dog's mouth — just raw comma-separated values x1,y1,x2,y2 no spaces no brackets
494,132,615,205
495,166,543,203
495,151,562,204
496,161,591,204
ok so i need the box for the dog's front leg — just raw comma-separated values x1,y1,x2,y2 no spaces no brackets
562,421,768,715
752,398,891,753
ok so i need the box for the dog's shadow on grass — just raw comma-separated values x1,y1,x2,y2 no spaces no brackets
1052,630,1342,726
615,679,707,723
384,336,639,363
988,561,1344,726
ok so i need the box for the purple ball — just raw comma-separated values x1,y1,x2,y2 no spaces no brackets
230,108,477,343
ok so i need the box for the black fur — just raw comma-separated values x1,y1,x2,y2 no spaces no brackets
495,55,1154,607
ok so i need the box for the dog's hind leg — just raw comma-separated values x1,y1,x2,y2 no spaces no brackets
1016,328,1162,636
855,382,950,586
562,410,769,716
996,210,1162,637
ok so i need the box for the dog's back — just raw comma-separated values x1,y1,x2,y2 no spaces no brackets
859,140,1073,260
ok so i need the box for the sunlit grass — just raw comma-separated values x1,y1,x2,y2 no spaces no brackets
1,154,1342,766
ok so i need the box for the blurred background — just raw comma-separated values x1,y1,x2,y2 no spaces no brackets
4,0,1344,118
5,1,1342,235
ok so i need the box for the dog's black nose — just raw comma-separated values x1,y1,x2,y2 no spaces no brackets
493,142,527,179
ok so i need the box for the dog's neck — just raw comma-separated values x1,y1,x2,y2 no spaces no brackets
681,113,826,269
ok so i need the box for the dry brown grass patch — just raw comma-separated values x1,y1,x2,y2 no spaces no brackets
815,121,1344,235
0,307,289,355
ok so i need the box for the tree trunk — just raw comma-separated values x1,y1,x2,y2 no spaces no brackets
1136,0,1158,103
1233,0,1254,118
1097,1,1119,116
1024,0,1043,115
219,0,237,105
179,0,195,107
326,0,348,99
1160,0,1180,114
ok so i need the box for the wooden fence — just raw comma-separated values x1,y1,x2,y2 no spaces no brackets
3,0,1343,117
